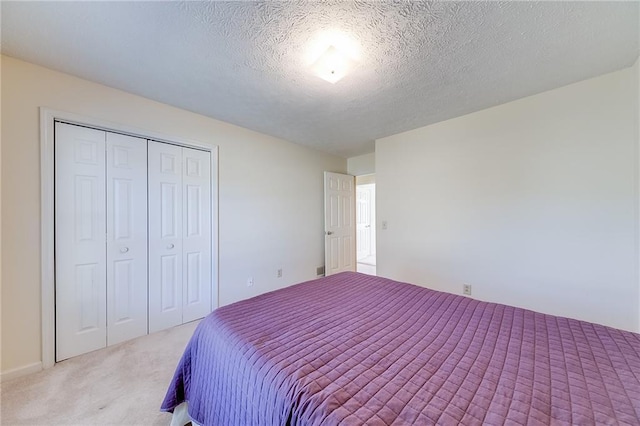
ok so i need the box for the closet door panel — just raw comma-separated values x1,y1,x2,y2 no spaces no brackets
55,123,107,361
106,133,148,345
148,141,183,333
182,148,212,322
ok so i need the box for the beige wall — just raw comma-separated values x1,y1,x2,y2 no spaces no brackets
347,152,375,176
0,56,346,374
636,57,640,332
0,56,3,373
377,62,640,332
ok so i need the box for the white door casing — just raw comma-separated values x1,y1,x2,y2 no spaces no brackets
182,147,212,323
106,132,148,345
324,172,356,276
148,141,184,333
55,123,107,361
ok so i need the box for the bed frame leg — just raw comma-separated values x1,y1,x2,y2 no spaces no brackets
170,402,192,426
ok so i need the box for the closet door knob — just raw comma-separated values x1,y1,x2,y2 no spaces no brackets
120,247,129,253
167,243,175,249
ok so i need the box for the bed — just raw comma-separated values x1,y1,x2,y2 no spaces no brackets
161,272,640,425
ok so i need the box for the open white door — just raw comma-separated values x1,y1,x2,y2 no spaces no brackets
324,172,356,276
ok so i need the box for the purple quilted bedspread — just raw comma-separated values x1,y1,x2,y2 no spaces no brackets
162,272,640,425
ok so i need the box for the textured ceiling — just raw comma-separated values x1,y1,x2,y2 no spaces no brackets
2,1,638,158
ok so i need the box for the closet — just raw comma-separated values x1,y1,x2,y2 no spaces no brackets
55,122,213,361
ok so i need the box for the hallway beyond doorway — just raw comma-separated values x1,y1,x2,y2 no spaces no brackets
356,175,376,275
357,262,376,275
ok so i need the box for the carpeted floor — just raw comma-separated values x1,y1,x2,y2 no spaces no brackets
1,320,199,425
356,255,376,266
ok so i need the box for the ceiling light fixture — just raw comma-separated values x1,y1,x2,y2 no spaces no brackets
311,45,356,84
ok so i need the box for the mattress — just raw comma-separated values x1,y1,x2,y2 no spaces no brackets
162,272,640,425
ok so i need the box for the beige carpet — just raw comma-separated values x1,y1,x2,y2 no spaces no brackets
1,320,199,425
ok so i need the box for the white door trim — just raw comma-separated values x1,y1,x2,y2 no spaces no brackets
40,107,219,369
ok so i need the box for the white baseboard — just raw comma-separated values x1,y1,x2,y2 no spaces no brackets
0,362,43,383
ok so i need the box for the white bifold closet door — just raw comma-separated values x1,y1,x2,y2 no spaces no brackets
55,124,107,361
105,132,148,346
148,141,211,333
55,123,148,361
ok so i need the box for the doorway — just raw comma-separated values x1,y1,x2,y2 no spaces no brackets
356,175,376,275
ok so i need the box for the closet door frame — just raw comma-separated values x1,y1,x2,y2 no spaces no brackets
40,108,219,370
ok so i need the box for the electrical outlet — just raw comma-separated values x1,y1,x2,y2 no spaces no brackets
277,269,283,278
247,277,254,287
463,283,472,295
